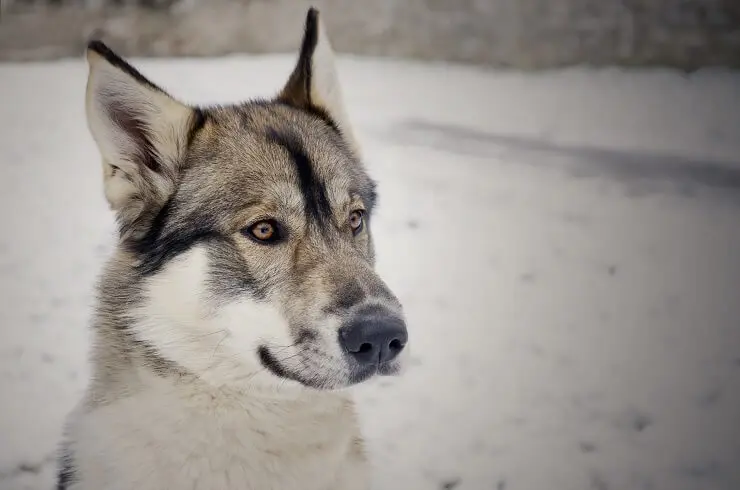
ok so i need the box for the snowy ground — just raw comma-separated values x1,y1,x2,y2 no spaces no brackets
1,55,740,490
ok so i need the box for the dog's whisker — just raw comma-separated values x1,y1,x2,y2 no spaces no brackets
194,329,228,340
210,331,230,359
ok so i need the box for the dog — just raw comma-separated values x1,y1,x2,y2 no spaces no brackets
56,7,408,490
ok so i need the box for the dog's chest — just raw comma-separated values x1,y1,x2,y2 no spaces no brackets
72,379,358,490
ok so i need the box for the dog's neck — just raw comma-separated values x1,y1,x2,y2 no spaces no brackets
143,360,356,427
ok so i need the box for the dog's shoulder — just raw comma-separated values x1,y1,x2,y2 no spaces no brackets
63,370,363,490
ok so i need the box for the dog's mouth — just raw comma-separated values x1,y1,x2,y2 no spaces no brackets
258,345,401,390
347,359,402,384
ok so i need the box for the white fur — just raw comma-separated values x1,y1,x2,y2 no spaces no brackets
131,246,295,390
64,371,368,490
130,246,359,391
63,246,370,489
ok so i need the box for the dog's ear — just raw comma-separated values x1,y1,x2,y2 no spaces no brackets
85,41,203,240
278,8,360,156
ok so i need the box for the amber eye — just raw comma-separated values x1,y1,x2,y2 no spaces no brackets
349,210,364,235
244,219,280,244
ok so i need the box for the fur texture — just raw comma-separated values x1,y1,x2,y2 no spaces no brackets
57,8,408,490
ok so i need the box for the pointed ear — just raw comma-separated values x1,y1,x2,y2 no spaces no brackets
278,8,360,156
85,41,204,240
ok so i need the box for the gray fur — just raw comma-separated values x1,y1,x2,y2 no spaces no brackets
57,8,407,490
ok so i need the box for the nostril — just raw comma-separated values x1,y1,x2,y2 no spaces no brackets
388,338,404,352
356,343,373,354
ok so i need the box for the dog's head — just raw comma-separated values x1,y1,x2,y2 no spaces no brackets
86,8,407,392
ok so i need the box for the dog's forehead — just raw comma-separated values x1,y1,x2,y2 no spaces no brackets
185,103,368,208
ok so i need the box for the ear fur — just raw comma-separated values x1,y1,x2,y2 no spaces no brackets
278,8,360,156
85,41,204,241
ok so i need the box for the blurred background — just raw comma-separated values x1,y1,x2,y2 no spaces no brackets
1,0,739,68
1,2,740,490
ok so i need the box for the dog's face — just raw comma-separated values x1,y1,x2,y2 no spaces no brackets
85,9,407,391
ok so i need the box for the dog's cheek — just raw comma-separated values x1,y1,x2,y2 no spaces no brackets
130,246,227,371
212,298,294,359
131,245,298,383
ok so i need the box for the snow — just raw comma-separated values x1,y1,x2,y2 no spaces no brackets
1,55,740,490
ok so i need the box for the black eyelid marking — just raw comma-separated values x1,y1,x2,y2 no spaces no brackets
244,215,279,229
241,218,284,245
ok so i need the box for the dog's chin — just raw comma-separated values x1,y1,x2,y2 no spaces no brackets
257,345,404,391
346,359,403,386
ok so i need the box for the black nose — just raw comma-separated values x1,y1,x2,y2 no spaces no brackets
339,312,408,366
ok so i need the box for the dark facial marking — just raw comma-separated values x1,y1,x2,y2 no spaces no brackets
296,328,318,344
258,344,335,390
56,446,75,489
128,338,182,375
266,128,332,225
258,345,297,381
130,197,217,276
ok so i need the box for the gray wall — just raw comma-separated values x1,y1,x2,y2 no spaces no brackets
1,0,739,69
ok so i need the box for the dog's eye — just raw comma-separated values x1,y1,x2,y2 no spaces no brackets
349,210,364,235
244,220,280,244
